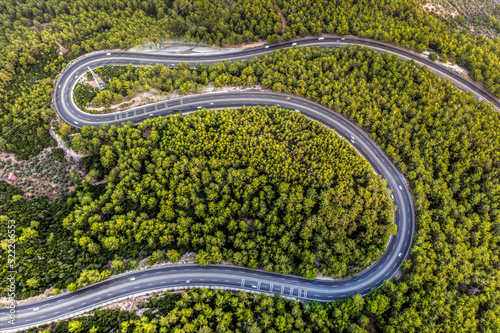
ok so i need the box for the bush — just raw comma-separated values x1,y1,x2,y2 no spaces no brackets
148,250,166,265
429,53,438,61
51,148,65,160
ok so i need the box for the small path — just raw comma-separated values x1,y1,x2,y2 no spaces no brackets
274,0,287,36
49,121,85,162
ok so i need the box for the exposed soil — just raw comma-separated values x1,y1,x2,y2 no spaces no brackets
82,84,267,115
274,0,287,35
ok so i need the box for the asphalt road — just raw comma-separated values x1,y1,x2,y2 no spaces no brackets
53,36,498,129
4,36,499,331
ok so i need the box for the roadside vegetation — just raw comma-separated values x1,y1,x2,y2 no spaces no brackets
1,0,500,158
68,107,394,279
23,288,391,333
67,46,500,332
0,1,499,332
74,64,208,113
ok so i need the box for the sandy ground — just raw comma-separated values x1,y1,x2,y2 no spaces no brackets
422,2,460,19
129,41,243,56
421,50,469,76
84,84,268,114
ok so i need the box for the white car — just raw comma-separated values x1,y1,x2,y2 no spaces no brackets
33,307,39,312
58,85,61,88
399,185,403,190
295,110,300,113
391,194,394,199
265,45,270,49
292,42,297,46
318,37,324,40
74,121,79,125
186,280,191,284
129,277,136,281
398,253,402,257
197,106,202,109
106,53,111,55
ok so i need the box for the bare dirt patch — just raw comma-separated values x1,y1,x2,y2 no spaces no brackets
274,0,287,35
82,84,267,115
0,150,79,201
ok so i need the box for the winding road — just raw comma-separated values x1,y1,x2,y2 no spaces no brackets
2,36,498,332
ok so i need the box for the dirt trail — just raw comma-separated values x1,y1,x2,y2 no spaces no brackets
49,121,85,162
274,0,287,36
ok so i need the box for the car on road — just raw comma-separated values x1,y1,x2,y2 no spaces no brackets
129,277,135,281
295,110,300,113
292,42,297,46
170,64,176,67
311,280,318,284
398,253,402,257
186,280,191,284
173,108,179,111
376,154,380,158
318,37,324,40
33,307,39,311
265,45,269,49
106,53,111,55
74,121,78,125
399,185,403,190
391,194,394,199
59,85,61,88
210,102,214,105
286,97,291,100
197,106,202,109
251,285,257,288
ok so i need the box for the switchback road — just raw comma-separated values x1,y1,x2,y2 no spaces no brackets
5,36,498,332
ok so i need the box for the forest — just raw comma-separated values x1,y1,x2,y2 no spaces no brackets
0,0,499,332
68,107,395,279
64,45,500,331
23,288,396,333
1,0,500,157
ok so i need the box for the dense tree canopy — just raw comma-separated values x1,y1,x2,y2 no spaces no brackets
24,288,395,333
68,45,500,331
1,0,500,157
68,107,395,279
